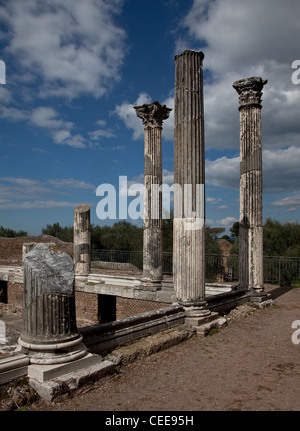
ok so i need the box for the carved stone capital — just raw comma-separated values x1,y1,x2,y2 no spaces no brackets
233,76,268,109
134,100,172,127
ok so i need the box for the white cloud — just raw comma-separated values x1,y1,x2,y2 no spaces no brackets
205,145,300,193
271,193,300,208
0,176,95,209
178,0,300,152
206,197,222,204
216,216,238,227
0,0,126,99
89,128,116,141
30,106,86,148
114,92,152,140
47,178,95,190
206,156,240,189
0,200,82,210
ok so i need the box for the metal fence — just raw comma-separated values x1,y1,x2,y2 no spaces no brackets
91,249,300,285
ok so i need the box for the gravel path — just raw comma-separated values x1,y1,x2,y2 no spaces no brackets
31,284,300,412
1,284,300,412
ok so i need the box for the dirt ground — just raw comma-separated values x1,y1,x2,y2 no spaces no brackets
2,284,300,411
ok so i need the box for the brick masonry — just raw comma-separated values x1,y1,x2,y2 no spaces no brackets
0,235,169,326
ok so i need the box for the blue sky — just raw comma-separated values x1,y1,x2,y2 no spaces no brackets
0,0,300,236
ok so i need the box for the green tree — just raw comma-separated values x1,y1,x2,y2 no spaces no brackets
229,221,239,238
99,221,143,251
0,226,27,237
209,227,226,240
162,217,173,252
42,222,73,242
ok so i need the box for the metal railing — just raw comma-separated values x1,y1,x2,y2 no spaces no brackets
91,249,300,285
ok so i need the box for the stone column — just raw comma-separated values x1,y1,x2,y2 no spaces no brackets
74,203,91,276
18,243,87,364
233,77,267,294
173,50,210,319
134,101,172,290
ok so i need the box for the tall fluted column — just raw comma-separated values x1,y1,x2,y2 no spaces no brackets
74,204,91,276
134,101,171,290
233,77,267,293
173,50,210,318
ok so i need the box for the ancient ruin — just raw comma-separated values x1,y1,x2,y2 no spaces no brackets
19,243,87,364
233,77,267,296
134,101,172,290
0,51,272,402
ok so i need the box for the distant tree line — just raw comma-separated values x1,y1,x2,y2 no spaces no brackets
0,226,28,237
40,220,222,254
230,218,300,257
2,218,300,258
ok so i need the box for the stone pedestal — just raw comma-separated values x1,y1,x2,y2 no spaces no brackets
173,50,210,320
233,77,267,294
134,101,171,290
18,243,87,364
74,204,91,276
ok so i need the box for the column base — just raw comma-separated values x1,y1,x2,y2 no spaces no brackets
178,299,211,326
249,288,273,308
18,334,87,365
138,278,162,291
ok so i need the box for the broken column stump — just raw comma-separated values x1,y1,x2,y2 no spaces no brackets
74,203,91,276
18,243,87,364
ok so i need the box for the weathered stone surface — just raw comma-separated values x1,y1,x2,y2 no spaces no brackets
74,204,91,276
233,77,267,292
19,243,87,364
173,50,209,317
134,101,171,288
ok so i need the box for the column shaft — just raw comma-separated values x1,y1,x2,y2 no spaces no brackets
143,124,163,282
74,204,91,276
173,50,209,317
233,77,267,292
134,101,171,289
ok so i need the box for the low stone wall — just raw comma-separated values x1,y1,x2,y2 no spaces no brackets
79,305,186,355
0,235,73,266
91,261,139,271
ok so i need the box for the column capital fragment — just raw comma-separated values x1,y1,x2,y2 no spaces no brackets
233,76,268,109
134,100,172,127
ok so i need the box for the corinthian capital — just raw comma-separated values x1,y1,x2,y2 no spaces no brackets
233,76,268,109
134,101,172,127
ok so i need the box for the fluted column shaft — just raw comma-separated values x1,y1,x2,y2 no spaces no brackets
19,243,87,364
233,77,267,292
173,50,209,317
74,204,91,276
134,101,171,288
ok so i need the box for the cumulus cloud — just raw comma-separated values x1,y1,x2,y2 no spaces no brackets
0,0,126,99
30,106,86,148
272,193,300,209
178,0,300,152
216,216,238,228
205,145,300,194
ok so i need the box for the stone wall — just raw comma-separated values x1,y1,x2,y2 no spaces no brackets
0,235,73,266
75,291,169,326
0,236,169,326
116,297,168,320
75,291,99,325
